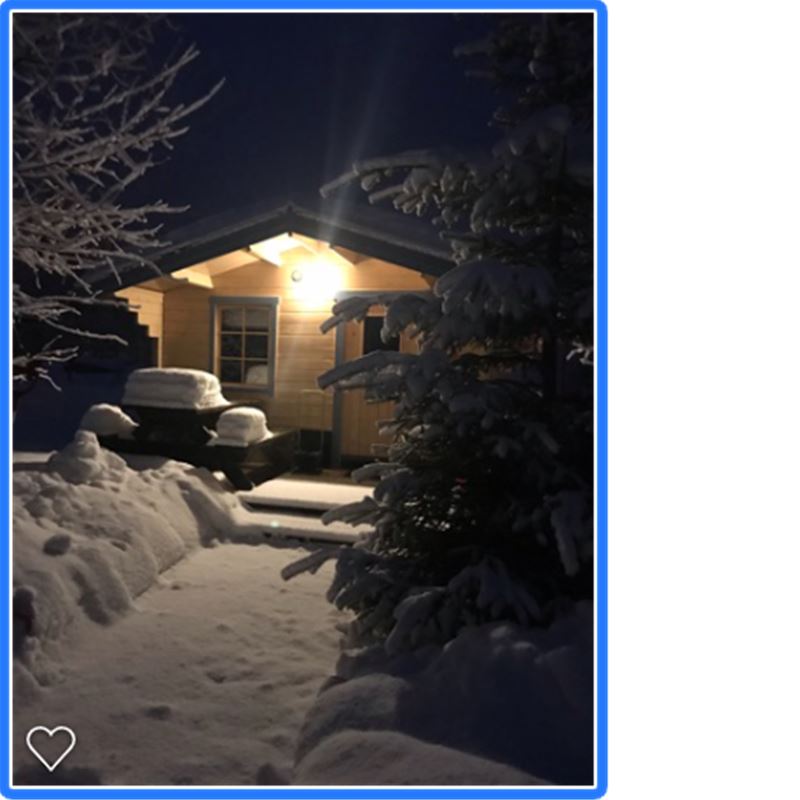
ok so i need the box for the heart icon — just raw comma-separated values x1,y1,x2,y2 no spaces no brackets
25,726,77,773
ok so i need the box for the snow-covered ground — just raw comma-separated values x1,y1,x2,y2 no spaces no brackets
12,433,360,677
14,543,344,786
13,434,592,787
295,608,593,786
13,433,240,670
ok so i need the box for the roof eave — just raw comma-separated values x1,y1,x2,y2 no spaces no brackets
93,204,453,294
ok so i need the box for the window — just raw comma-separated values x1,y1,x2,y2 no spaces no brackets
363,315,399,354
211,298,278,391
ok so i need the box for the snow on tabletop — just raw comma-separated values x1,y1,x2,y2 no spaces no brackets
79,403,138,438
125,368,221,391
122,368,229,410
13,543,345,786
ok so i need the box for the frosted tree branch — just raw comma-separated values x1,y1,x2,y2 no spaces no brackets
13,13,223,388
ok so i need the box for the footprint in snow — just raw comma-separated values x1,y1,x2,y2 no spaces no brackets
266,732,291,749
255,762,289,785
143,704,172,720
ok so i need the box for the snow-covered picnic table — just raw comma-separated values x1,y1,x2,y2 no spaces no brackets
98,368,298,489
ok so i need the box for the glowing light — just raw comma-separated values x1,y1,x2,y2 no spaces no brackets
290,255,343,307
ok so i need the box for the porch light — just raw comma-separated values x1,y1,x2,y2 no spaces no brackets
291,254,343,307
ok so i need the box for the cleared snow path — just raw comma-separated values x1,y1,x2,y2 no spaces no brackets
14,543,344,787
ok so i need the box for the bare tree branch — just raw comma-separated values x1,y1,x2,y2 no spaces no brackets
13,13,223,387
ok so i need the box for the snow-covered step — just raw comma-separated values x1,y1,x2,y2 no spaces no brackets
238,477,369,513
231,505,367,545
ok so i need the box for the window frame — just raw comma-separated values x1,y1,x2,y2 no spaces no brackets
209,296,279,396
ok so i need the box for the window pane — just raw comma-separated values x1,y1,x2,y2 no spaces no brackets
220,360,242,384
244,362,270,386
245,334,268,358
220,333,242,357
245,308,271,332
363,316,399,354
221,308,244,331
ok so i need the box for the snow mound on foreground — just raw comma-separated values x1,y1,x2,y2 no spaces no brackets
296,730,546,785
296,605,593,785
13,431,244,685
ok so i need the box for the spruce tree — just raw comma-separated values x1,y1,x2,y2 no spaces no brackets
303,13,594,653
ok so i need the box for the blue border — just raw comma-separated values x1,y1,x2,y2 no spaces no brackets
0,2,608,798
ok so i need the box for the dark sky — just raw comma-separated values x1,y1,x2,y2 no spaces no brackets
132,13,501,229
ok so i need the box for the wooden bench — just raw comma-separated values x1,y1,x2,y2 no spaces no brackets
99,402,298,490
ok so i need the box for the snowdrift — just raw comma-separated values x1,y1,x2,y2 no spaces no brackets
296,605,593,785
295,730,547,785
13,431,244,685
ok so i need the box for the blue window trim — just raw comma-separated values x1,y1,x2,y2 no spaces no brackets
208,296,279,398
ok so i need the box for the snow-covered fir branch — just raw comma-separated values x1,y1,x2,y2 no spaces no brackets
288,13,595,652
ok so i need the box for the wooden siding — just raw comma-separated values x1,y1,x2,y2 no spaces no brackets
115,286,164,365
156,251,429,431
340,307,419,459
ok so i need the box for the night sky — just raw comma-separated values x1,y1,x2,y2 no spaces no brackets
131,13,502,230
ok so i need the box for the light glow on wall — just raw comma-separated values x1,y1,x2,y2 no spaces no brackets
290,254,344,308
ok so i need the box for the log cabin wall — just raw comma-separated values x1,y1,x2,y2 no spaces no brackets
154,251,430,432
115,286,165,365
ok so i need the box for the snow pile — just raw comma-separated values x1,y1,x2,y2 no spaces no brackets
296,605,593,785
13,431,245,685
78,403,138,438
213,406,270,447
295,731,546,785
121,368,228,409
48,431,130,485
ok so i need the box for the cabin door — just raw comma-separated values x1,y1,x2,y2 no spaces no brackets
339,307,416,461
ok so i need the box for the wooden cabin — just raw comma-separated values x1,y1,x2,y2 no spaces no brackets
104,199,453,466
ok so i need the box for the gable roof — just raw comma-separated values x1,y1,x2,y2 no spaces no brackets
92,191,455,292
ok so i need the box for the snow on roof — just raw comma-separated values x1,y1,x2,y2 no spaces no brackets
92,188,454,292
